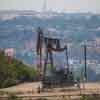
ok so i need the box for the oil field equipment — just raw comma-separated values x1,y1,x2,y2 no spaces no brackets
36,27,75,88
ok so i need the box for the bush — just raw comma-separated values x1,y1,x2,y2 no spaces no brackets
8,93,21,100
80,95,96,100
37,98,48,100
0,51,38,88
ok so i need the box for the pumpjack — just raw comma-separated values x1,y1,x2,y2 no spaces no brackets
36,27,75,88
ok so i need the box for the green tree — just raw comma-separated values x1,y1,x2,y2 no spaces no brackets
0,51,37,88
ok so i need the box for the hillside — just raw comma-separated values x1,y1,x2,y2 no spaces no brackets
0,51,37,88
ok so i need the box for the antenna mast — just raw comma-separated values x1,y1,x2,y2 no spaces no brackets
43,0,47,12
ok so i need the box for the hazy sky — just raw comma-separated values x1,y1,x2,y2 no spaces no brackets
0,0,100,13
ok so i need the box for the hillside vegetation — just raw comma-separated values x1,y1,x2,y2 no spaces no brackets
0,51,37,88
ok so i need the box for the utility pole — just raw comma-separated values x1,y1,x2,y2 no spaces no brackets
65,45,69,70
84,44,87,81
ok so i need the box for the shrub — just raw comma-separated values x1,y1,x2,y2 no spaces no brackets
8,93,21,100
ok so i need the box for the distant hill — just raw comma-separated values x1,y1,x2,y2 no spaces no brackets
0,11,100,64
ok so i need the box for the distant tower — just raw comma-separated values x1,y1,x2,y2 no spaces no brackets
42,0,47,12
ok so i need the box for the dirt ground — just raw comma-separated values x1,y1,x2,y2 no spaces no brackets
0,82,100,100
0,82,100,93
